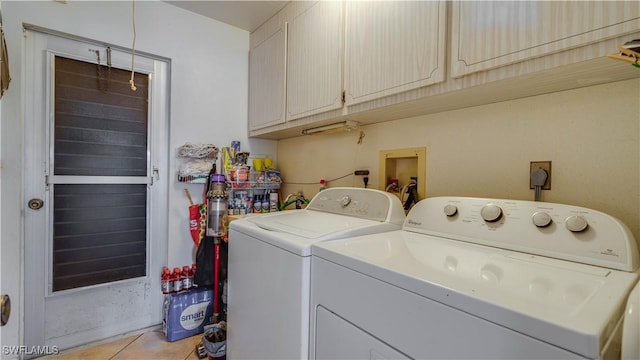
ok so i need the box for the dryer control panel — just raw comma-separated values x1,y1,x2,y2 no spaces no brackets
404,197,639,272
307,187,405,225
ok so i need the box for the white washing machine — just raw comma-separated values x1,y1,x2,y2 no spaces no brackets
310,197,640,359
227,187,405,359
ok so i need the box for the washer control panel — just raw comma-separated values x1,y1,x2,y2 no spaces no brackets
404,197,639,271
307,187,405,224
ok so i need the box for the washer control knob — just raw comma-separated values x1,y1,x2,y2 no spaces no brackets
443,204,458,217
565,215,588,232
480,204,503,222
531,211,552,227
340,195,352,207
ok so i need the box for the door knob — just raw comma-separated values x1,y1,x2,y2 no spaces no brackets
28,198,44,210
1,294,10,326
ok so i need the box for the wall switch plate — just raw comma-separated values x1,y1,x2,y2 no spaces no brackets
530,161,551,190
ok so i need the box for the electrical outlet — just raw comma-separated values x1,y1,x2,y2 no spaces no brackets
529,161,551,190
354,169,370,188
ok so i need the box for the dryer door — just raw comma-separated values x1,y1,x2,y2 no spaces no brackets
314,306,408,359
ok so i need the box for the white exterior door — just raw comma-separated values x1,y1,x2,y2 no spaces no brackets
22,29,169,352
0,97,15,357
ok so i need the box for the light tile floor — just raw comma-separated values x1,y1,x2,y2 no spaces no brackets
39,330,203,360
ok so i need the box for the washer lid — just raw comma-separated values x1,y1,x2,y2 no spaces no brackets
232,211,401,256
312,232,640,359
247,210,383,239
230,187,406,256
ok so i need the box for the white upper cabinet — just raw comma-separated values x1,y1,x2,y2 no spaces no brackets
248,12,287,130
451,1,640,77
286,1,344,121
248,0,639,138
345,1,446,105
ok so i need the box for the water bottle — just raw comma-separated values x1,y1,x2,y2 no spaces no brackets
161,267,171,294
191,264,198,288
182,265,193,291
172,267,183,293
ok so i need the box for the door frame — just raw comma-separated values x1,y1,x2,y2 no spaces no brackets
22,27,170,350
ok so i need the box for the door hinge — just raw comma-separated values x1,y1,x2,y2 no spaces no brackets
342,91,346,104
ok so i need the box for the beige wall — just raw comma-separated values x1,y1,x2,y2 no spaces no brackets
278,79,640,240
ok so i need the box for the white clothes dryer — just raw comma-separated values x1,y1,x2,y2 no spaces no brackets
227,187,405,360
622,280,640,359
310,197,640,359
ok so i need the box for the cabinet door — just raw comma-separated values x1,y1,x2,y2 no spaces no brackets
286,1,344,121
248,18,287,131
345,1,446,105
451,1,640,77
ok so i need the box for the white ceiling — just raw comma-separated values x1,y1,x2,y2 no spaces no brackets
165,1,289,33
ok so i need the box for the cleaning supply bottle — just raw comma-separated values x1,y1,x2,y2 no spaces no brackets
253,194,262,213
246,196,253,213
233,152,249,188
161,267,172,294
227,198,234,216
269,191,279,212
261,193,269,213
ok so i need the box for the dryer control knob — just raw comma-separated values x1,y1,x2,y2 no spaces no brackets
565,215,588,232
480,204,503,222
443,204,458,217
532,211,552,227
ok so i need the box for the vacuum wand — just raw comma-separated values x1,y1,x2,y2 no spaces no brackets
205,172,227,324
